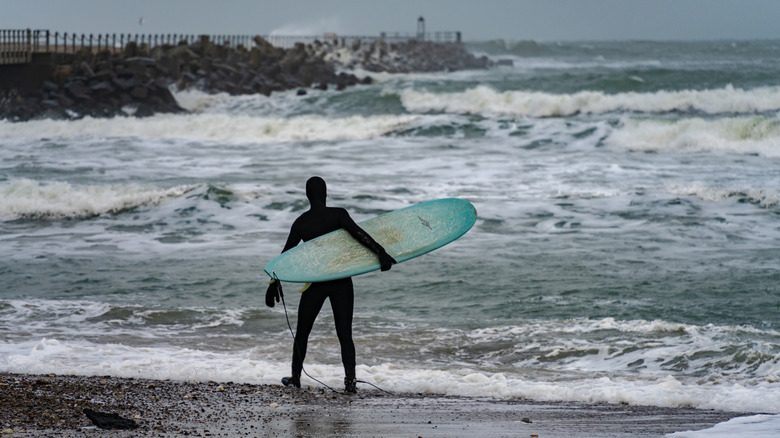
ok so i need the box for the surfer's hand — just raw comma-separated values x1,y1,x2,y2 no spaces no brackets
265,280,282,307
379,251,397,271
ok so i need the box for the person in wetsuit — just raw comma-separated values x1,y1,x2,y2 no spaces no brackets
266,176,396,393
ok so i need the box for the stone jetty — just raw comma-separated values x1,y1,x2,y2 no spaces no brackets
0,36,491,122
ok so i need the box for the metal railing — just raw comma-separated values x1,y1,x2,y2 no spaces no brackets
0,29,34,64
1,29,463,64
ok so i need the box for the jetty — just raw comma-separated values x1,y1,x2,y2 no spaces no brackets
0,26,487,122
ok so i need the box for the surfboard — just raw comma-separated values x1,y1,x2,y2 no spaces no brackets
264,198,477,283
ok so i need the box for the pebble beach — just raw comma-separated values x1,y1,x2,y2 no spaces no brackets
0,372,750,437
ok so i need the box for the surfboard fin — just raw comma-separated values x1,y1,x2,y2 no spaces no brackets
300,283,312,293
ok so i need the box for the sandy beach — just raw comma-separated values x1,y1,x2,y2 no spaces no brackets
0,372,752,437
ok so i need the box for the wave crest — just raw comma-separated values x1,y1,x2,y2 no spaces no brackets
400,85,780,117
607,116,780,157
0,112,417,144
0,179,196,220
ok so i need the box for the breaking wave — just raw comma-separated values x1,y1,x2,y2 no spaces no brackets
399,85,780,117
607,116,780,157
0,179,196,220
0,112,417,144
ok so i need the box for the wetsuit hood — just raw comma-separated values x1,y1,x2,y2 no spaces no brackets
306,176,327,206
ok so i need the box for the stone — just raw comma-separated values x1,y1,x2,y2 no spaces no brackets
83,408,138,430
130,86,149,99
112,77,136,90
91,81,115,94
64,81,92,100
40,99,60,108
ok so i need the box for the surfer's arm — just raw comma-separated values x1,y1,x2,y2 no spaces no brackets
340,210,397,271
281,224,302,253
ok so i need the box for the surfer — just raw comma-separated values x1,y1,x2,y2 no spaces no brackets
266,176,396,393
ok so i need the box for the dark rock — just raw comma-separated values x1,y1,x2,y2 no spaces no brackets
42,81,59,92
64,81,91,100
112,77,136,90
83,408,139,430
79,61,95,78
130,86,149,99
134,104,156,117
119,93,133,105
91,81,115,94
297,88,307,96
126,57,156,66
53,92,74,107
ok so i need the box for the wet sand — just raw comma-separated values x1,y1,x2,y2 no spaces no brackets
0,372,752,437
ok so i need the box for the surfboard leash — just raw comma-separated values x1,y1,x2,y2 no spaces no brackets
273,271,340,394
271,271,393,396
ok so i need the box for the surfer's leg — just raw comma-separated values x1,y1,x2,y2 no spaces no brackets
329,279,356,385
291,285,327,378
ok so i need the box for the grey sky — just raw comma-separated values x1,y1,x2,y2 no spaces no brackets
2,0,780,41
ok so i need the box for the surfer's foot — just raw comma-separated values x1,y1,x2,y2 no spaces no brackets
344,377,357,394
281,376,300,388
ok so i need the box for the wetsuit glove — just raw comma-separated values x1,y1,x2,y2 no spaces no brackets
378,251,397,272
265,279,282,307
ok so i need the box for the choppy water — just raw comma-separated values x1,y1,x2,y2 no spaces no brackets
1,40,779,423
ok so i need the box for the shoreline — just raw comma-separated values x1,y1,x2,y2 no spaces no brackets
0,372,753,437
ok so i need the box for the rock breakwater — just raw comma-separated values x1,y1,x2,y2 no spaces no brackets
0,36,490,122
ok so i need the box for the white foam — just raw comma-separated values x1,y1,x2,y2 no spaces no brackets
666,183,779,208
667,415,780,438
2,337,778,413
607,116,780,157
0,113,417,144
399,85,780,118
0,338,288,385
0,179,196,220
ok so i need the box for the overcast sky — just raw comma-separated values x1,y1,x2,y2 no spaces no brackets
3,0,780,42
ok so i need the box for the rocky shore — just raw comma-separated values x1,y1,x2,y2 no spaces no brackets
0,37,491,122
0,372,750,437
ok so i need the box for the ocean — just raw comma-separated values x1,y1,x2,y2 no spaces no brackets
1,40,779,434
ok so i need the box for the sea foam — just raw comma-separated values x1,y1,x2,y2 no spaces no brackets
667,415,780,438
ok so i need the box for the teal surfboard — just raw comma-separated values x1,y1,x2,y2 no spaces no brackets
264,198,477,283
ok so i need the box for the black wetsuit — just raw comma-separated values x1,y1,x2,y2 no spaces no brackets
274,177,393,381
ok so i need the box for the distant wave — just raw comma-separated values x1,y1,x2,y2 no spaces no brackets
666,183,779,208
0,179,196,220
399,85,780,117
0,113,418,144
608,116,780,158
